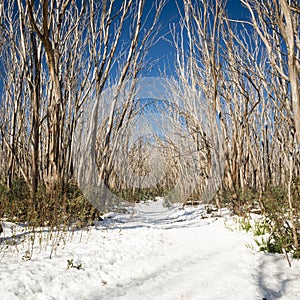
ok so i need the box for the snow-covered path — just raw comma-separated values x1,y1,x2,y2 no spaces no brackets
1,199,300,300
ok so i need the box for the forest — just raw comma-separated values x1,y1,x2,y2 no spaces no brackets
0,0,299,258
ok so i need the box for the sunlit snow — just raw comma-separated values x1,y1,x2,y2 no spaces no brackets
1,199,299,300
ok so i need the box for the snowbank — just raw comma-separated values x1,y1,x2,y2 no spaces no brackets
0,198,299,299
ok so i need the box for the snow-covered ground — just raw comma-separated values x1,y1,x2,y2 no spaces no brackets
1,198,300,300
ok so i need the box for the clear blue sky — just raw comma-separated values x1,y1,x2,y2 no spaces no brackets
145,0,249,77
0,1,249,97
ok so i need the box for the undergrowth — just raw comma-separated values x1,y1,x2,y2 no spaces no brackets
0,178,101,259
221,184,300,261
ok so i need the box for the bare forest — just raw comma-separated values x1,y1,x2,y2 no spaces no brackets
0,0,299,257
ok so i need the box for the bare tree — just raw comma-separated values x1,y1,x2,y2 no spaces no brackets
241,0,300,255
241,0,300,142
73,0,165,210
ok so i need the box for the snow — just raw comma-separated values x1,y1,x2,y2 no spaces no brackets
1,198,300,300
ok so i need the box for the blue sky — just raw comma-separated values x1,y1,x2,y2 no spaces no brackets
0,1,249,98
144,0,249,77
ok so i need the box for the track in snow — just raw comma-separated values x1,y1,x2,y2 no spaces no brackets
1,198,300,300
